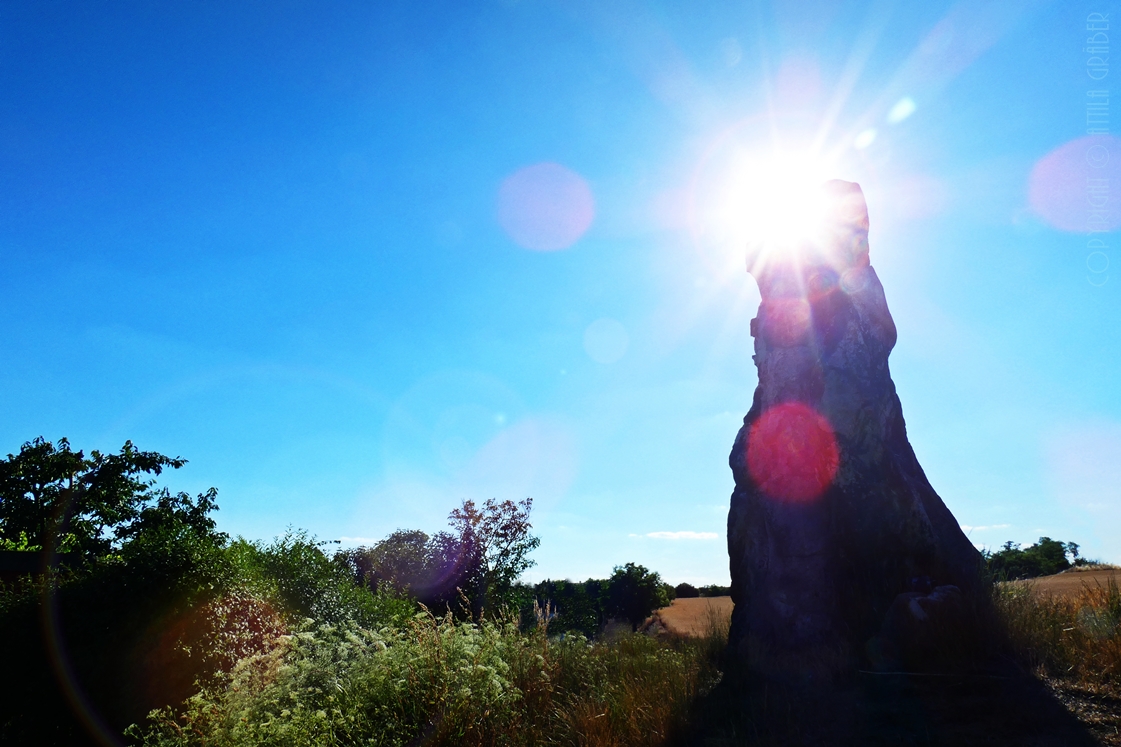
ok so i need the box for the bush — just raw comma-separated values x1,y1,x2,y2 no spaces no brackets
675,583,699,598
229,531,414,630
136,609,723,747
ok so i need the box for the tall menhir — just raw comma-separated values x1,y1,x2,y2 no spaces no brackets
726,180,982,679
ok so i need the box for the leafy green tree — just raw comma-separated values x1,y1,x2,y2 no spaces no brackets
607,563,673,631
345,498,541,618
986,536,1080,579
447,497,540,616
0,436,186,557
345,529,432,593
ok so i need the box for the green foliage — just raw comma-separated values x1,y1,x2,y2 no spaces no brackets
532,578,608,638
343,528,431,593
136,611,720,747
0,438,418,745
231,531,416,629
448,497,541,616
607,563,673,631
986,537,1080,580
0,436,187,558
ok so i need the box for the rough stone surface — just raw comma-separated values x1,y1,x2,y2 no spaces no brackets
726,180,982,681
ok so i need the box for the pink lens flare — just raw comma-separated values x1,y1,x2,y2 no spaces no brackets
1029,135,1121,233
747,401,840,502
497,162,595,251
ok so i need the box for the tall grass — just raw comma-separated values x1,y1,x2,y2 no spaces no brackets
997,577,1121,685
135,604,725,747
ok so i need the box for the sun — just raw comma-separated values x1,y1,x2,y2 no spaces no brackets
720,149,840,254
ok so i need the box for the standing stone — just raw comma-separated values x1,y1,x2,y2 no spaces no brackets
726,180,982,681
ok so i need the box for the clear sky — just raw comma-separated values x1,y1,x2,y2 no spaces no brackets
2,0,1118,584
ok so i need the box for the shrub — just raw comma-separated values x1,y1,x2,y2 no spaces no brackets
135,608,723,747
675,582,699,598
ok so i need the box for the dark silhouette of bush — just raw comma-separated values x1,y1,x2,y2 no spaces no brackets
0,437,412,746
675,582,700,598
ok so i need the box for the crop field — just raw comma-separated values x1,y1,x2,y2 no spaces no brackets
1012,568,1121,600
646,596,733,638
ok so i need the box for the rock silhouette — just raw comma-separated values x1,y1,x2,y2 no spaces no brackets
727,180,982,681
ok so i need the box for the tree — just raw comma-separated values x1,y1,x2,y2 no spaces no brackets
0,437,187,557
343,529,432,593
986,536,1080,579
340,498,540,617
447,497,540,617
675,582,699,598
533,578,607,637
607,562,673,631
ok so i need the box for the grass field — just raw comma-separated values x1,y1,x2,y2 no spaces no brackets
644,596,733,638
1010,568,1121,600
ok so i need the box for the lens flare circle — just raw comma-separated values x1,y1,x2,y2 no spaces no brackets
1029,135,1121,233
497,162,595,251
747,401,840,502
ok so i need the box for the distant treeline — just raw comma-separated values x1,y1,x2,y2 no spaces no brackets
674,582,731,598
983,537,1095,580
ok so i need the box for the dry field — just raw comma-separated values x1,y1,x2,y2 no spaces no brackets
655,568,1121,637
646,596,732,637
1011,568,1121,599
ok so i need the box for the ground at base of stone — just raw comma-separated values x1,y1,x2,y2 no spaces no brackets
676,662,1117,746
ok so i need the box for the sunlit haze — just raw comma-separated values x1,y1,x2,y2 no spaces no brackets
1,1,1118,584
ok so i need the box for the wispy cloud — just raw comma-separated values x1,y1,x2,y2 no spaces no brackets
645,531,719,540
959,524,1011,533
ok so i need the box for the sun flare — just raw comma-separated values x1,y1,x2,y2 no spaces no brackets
718,150,840,254
688,132,858,281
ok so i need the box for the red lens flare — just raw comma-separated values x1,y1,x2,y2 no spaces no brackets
747,401,840,502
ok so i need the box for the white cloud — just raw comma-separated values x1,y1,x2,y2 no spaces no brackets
338,536,379,545
645,531,719,540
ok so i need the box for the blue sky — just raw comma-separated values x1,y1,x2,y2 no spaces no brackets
2,0,1118,584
